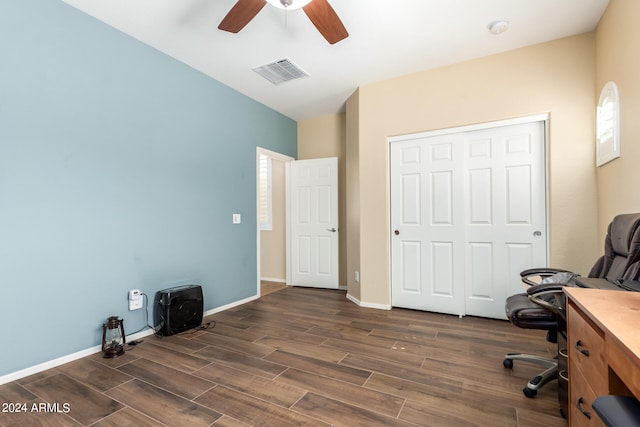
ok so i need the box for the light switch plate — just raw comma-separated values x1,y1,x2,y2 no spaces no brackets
233,213,241,224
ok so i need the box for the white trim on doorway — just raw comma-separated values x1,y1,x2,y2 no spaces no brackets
388,114,550,143
256,148,294,298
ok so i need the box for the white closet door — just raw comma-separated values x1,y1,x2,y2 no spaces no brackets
390,120,546,319
463,121,546,318
390,134,465,316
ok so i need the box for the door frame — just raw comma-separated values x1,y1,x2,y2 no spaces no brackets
387,113,550,309
256,147,294,297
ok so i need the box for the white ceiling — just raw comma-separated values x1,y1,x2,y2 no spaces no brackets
62,0,609,121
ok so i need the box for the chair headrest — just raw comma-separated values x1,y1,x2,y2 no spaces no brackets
610,213,640,256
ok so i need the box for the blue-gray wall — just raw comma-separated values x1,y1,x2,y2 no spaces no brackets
0,0,296,377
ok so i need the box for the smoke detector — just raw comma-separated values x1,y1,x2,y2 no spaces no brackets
488,20,510,35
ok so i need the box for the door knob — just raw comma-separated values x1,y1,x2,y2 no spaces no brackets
394,230,400,235
326,227,337,232
533,231,542,237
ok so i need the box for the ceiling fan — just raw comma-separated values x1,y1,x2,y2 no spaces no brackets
218,0,348,45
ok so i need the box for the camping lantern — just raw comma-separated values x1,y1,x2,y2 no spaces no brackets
101,316,126,358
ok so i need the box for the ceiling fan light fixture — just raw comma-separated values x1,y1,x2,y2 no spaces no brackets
266,0,312,10
219,0,348,45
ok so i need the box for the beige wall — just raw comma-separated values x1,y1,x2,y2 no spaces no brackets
595,0,640,239
260,158,286,281
297,114,348,287
346,91,361,301
349,34,599,306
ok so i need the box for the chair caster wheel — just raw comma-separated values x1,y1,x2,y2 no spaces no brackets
503,359,513,369
523,387,537,398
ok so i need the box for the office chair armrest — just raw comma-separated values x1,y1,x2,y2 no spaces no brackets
526,283,566,295
520,267,573,286
527,283,566,314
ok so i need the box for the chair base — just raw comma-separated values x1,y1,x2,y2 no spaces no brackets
504,353,558,398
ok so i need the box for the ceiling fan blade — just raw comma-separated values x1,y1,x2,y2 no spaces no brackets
218,0,267,33
303,0,348,45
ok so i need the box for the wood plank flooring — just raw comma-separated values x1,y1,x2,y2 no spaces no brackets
0,286,567,426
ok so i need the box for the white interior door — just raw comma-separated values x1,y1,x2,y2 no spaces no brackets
390,119,547,319
288,157,339,289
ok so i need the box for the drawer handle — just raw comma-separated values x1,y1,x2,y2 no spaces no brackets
575,340,590,357
576,397,592,419
559,370,569,381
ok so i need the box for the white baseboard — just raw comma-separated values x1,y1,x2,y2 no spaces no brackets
346,292,360,305
0,294,260,386
346,293,391,310
260,277,286,283
0,346,100,386
203,294,259,317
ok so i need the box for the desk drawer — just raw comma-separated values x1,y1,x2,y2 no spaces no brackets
569,367,605,427
567,303,607,393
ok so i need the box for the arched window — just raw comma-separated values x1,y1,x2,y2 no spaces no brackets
596,81,621,166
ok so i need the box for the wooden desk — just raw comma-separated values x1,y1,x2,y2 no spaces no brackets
564,287,640,426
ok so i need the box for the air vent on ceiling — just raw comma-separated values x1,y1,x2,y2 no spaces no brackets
252,58,309,85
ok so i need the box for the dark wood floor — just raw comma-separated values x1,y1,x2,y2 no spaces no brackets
0,286,567,426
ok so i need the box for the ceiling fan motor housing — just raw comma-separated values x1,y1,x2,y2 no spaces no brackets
219,0,349,45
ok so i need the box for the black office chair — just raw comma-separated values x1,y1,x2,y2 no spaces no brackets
503,283,562,398
503,213,640,399
593,395,640,427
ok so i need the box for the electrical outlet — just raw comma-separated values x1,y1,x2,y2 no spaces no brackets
128,289,143,311
354,271,360,283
